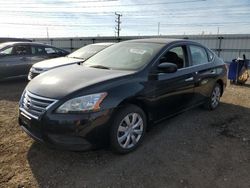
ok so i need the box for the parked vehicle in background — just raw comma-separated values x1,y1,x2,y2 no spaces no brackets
19,38,227,154
0,42,69,81
28,42,114,80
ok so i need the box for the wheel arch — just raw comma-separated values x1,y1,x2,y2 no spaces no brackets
116,98,153,125
216,79,224,96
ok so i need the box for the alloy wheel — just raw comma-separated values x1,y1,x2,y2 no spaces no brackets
211,86,221,108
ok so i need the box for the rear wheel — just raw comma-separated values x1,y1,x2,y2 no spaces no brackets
203,83,221,110
110,104,147,154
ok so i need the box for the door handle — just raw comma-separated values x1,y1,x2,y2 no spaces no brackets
185,77,194,82
210,70,216,74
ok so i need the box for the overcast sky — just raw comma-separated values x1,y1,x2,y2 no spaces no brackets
0,0,250,38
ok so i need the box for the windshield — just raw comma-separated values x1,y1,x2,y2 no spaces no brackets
84,42,164,70
68,44,109,59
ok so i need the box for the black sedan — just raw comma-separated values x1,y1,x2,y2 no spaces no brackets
18,38,227,154
0,42,69,80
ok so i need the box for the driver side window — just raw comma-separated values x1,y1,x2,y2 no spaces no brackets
12,45,31,55
159,46,186,69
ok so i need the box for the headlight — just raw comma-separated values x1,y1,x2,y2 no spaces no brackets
56,92,107,113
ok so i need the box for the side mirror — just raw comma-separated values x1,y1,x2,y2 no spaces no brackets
157,62,177,73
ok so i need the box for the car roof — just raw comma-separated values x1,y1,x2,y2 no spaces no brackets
0,41,53,47
90,42,114,46
124,38,188,44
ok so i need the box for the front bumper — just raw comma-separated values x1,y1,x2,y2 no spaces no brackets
19,109,113,151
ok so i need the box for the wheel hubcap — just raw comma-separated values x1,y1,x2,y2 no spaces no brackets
211,86,221,108
117,113,143,149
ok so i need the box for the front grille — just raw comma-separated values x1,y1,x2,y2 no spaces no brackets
20,90,57,119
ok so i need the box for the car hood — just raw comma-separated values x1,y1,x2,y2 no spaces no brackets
26,64,135,99
33,57,83,69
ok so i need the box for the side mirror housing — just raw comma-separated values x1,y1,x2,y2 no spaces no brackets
157,62,177,73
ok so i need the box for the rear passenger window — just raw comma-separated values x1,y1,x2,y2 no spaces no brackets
54,48,65,55
45,47,56,54
190,45,209,65
31,46,47,55
31,46,57,55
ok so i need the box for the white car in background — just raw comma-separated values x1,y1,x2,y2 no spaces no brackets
28,42,114,80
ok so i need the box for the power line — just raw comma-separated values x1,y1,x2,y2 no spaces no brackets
2,21,250,28
0,0,206,9
0,9,248,19
0,9,248,22
0,22,115,27
0,0,118,4
0,2,248,13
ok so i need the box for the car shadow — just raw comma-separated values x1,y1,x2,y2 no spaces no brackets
27,102,250,188
0,78,28,101
241,83,250,88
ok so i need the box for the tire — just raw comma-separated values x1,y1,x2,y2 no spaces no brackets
203,83,222,110
110,104,147,154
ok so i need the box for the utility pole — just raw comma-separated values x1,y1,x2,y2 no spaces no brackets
157,22,160,36
46,27,49,39
115,12,122,37
217,27,220,35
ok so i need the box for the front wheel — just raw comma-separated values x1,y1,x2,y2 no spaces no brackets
203,83,222,110
110,104,147,154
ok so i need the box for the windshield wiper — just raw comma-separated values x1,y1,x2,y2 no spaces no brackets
89,65,110,70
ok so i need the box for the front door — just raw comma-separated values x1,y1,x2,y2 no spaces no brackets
0,44,31,79
151,45,196,121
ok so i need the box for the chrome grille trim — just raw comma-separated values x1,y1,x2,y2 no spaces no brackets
20,90,58,119
25,90,56,102
20,109,39,120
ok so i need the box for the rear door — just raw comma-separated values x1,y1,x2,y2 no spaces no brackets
45,47,66,58
30,45,50,65
188,44,217,104
30,45,62,66
150,44,196,121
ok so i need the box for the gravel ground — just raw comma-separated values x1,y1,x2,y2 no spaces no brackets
0,79,250,188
